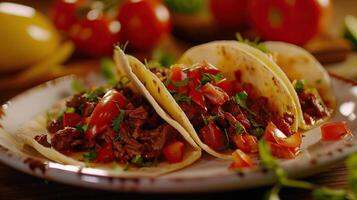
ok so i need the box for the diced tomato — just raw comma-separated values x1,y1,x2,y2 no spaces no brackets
242,83,258,99
200,122,225,150
264,122,301,148
95,143,114,163
217,79,236,96
62,113,81,127
235,113,252,130
321,121,352,141
163,140,185,163
201,63,220,75
169,65,186,82
268,142,300,159
86,90,126,141
229,149,256,169
234,134,258,153
201,83,229,106
272,116,292,136
187,68,202,81
189,89,207,110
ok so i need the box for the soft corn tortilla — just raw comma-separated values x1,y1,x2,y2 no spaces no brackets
122,42,298,160
16,49,201,177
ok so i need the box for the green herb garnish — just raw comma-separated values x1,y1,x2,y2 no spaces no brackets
172,78,189,87
198,73,224,89
115,75,131,89
76,124,89,134
232,91,249,110
83,150,96,162
86,87,106,102
236,33,268,53
202,115,218,125
172,93,192,104
131,155,143,165
112,109,125,132
149,48,176,68
64,107,75,113
234,122,245,134
294,80,305,94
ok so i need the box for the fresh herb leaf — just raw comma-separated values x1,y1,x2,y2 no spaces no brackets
112,109,125,132
202,115,218,125
233,91,249,110
294,80,305,93
101,57,118,86
199,73,224,88
123,163,130,171
172,93,192,104
76,124,89,134
83,150,96,162
131,155,143,165
172,78,189,87
164,0,205,14
86,87,106,102
234,121,245,134
236,33,268,53
72,79,87,93
64,107,75,113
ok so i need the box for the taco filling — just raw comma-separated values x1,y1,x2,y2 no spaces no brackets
293,80,330,126
35,85,186,166
154,62,300,159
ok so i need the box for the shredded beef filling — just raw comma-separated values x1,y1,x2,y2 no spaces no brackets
299,91,329,125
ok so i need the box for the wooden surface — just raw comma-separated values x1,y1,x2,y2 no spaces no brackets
0,160,348,200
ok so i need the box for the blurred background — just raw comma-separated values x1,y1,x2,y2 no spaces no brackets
1,0,357,102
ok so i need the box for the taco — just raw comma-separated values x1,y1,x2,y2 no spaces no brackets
225,40,335,129
16,49,201,176
120,43,302,160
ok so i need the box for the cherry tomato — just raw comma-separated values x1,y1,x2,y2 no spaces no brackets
69,15,122,56
86,90,126,141
163,140,185,163
229,149,256,169
217,79,236,96
95,143,114,163
50,0,83,31
201,83,229,106
118,0,171,50
248,0,329,45
264,122,301,148
200,122,225,151
268,142,300,159
234,134,258,153
210,0,249,28
62,113,81,127
321,121,352,141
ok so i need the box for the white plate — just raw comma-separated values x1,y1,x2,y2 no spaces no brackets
0,74,356,193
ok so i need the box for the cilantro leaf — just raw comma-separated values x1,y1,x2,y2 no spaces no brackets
198,73,224,89
172,78,189,87
112,109,125,132
64,107,75,113
172,93,192,104
233,91,248,109
76,124,89,134
294,80,305,94
86,87,106,102
236,33,268,53
83,150,96,162
234,121,245,134
131,155,143,165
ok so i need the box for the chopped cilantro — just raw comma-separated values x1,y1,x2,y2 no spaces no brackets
294,80,305,93
100,57,118,86
172,78,189,87
123,163,130,171
112,109,125,132
71,79,87,93
172,93,192,104
198,73,224,89
232,91,248,110
64,107,75,113
86,87,106,102
131,155,143,165
234,122,245,134
76,124,89,134
83,150,96,162
202,115,218,125
236,33,268,53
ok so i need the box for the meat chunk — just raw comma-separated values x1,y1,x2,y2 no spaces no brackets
51,127,85,153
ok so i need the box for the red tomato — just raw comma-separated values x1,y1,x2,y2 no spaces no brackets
268,142,300,159
86,90,126,141
69,15,122,56
200,122,225,151
189,88,206,111
50,0,83,31
169,65,187,82
321,121,352,141
264,122,301,148
234,134,258,153
163,140,185,163
201,62,220,75
95,143,114,163
201,83,229,106
210,0,249,28
118,0,171,50
217,79,236,96
62,113,81,127
187,68,202,81
229,149,256,169
235,113,252,130
248,0,330,45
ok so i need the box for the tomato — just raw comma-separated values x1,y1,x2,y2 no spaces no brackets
234,134,258,153
201,83,229,106
95,143,114,163
272,116,293,136
86,90,126,141
169,64,187,82
50,0,83,31
201,62,220,75
229,149,256,169
118,0,171,50
189,88,206,110
210,0,249,28
187,68,202,81
235,113,252,130
200,122,225,151
62,113,81,127
264,122,301,148
268,142,300,159
321,121,352,141
69,15,122,56
248,0,330,45
163,140,185,163
217,79,236,96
